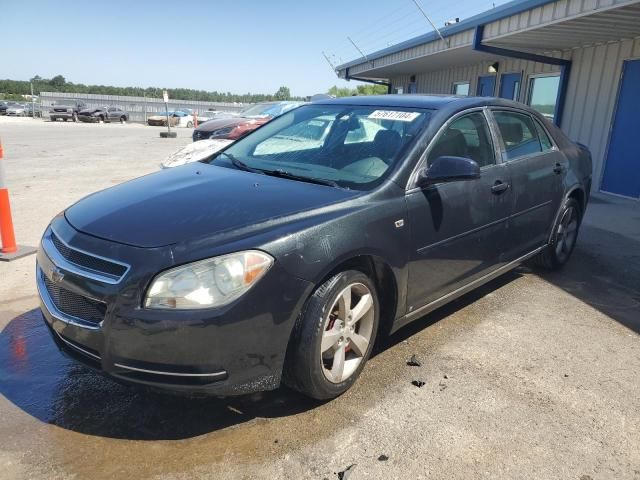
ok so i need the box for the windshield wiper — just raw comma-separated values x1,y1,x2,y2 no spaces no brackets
261,169,342,188
218,151,262,174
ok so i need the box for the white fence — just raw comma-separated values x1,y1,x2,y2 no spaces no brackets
39,92,248,123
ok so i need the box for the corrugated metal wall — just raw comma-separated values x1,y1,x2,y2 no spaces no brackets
563,37,640,189
389,36,640,193
39,92,246,123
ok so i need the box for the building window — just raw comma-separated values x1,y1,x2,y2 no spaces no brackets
452,82,470,96
527,75,560,121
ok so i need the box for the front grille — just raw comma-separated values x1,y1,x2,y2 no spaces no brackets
51,232,127,278
43,273,107,325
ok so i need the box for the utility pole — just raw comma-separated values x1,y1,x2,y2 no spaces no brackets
30,82,35,119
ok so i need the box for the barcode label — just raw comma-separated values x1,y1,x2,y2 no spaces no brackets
368,110,420,122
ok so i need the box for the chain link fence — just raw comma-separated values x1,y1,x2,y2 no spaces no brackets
38,92,248,123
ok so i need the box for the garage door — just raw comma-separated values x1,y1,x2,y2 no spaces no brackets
601,59,640,199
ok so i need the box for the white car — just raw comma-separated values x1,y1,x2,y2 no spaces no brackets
6,104,27,116
161,139,234,169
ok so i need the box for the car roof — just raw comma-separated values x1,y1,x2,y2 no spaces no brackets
312,94,533,112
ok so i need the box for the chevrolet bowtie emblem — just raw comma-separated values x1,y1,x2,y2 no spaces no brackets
50,267,65,283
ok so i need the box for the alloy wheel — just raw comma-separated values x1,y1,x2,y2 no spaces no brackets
321,282,375,383
555,206,578,263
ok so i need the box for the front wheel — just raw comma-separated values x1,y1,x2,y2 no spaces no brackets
72,113,78,122
120,116,126,124
284,270,379,400
186,121,193,128
536,197,582,270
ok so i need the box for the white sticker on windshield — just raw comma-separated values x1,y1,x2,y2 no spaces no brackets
368,110,420,122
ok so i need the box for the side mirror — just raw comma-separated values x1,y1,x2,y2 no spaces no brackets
418,156,480,186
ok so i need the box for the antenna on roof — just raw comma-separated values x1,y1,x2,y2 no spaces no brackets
347,36,374,68
322,51,339,76
411,0,450,47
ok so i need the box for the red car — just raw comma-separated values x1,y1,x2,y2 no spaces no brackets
192,101,303,141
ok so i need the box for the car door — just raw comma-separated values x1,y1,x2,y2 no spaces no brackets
405,109,512,313
106,107,116,121
490,109,565,259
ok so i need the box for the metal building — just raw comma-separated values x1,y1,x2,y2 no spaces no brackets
337,0,640,199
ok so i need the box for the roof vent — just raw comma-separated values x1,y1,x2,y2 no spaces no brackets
444,18,460,26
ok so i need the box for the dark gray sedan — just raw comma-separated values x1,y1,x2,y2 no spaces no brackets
37,95,591,400
78,105,129,123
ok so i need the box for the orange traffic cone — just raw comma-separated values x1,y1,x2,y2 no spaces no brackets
0,138,36,261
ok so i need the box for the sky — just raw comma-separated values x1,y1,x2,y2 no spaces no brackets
1,0,506,97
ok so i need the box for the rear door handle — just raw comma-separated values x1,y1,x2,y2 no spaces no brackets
491,181,509,194
553,163,563,174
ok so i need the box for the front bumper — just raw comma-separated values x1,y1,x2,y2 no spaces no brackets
78,115,99,123
50,112,74,120
37,218,313,396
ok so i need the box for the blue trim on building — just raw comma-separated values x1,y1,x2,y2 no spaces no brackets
337,0,558,71
472,25,571,126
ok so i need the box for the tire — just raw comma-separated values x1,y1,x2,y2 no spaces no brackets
284,270,379,400
98,116,104,124
72,113,78,122
186,121,193,128
535,197,582,270
63,118,68,122
120,116,126,124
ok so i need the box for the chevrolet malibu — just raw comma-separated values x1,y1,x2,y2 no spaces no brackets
37,95,592,400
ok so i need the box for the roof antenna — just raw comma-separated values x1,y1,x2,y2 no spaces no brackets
347,36,374,67
412,0,450,47
322,51,339,76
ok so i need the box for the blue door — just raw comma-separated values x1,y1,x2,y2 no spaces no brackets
477,75,496,96
499,73,521,101
601,59,640,198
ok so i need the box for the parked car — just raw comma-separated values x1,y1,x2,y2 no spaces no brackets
6,103,27,116
78,106,129,123
196,109,236,124
49,101,86,122
0,101,21,115
24,103,41,118
192,101,304,141
147,110,194,127
36,95,592,400
161,139,234,169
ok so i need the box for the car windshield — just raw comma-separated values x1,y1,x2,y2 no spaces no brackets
239,103,280,118
208,104,431,190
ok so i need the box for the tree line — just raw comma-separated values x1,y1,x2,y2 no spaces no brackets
0,75,300,103
0,75,389,103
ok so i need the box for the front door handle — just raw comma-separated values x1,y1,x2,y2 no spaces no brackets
553,163,563,174
491,181,509,194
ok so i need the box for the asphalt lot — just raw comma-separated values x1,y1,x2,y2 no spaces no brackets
0,116,638,480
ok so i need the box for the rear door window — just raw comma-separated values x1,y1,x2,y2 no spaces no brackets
493,111,543,160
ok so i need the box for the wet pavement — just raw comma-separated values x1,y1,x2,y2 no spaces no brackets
1,119,639,479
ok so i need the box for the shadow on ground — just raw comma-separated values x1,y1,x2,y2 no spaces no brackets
0,273,519,442
540,221,640,335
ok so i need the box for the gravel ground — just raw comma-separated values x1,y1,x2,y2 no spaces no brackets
0,117,638,480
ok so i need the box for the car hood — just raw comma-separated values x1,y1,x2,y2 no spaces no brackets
194,117,261,133
79,109,102,115
65,163,359,248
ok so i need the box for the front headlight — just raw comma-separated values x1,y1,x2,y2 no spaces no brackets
144,250,273,309
210,126,234,138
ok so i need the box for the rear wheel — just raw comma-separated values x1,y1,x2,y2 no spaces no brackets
72,113,78,122
284,270,379,400
98,115,104,124
536,197,582,270
120,116,126,124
